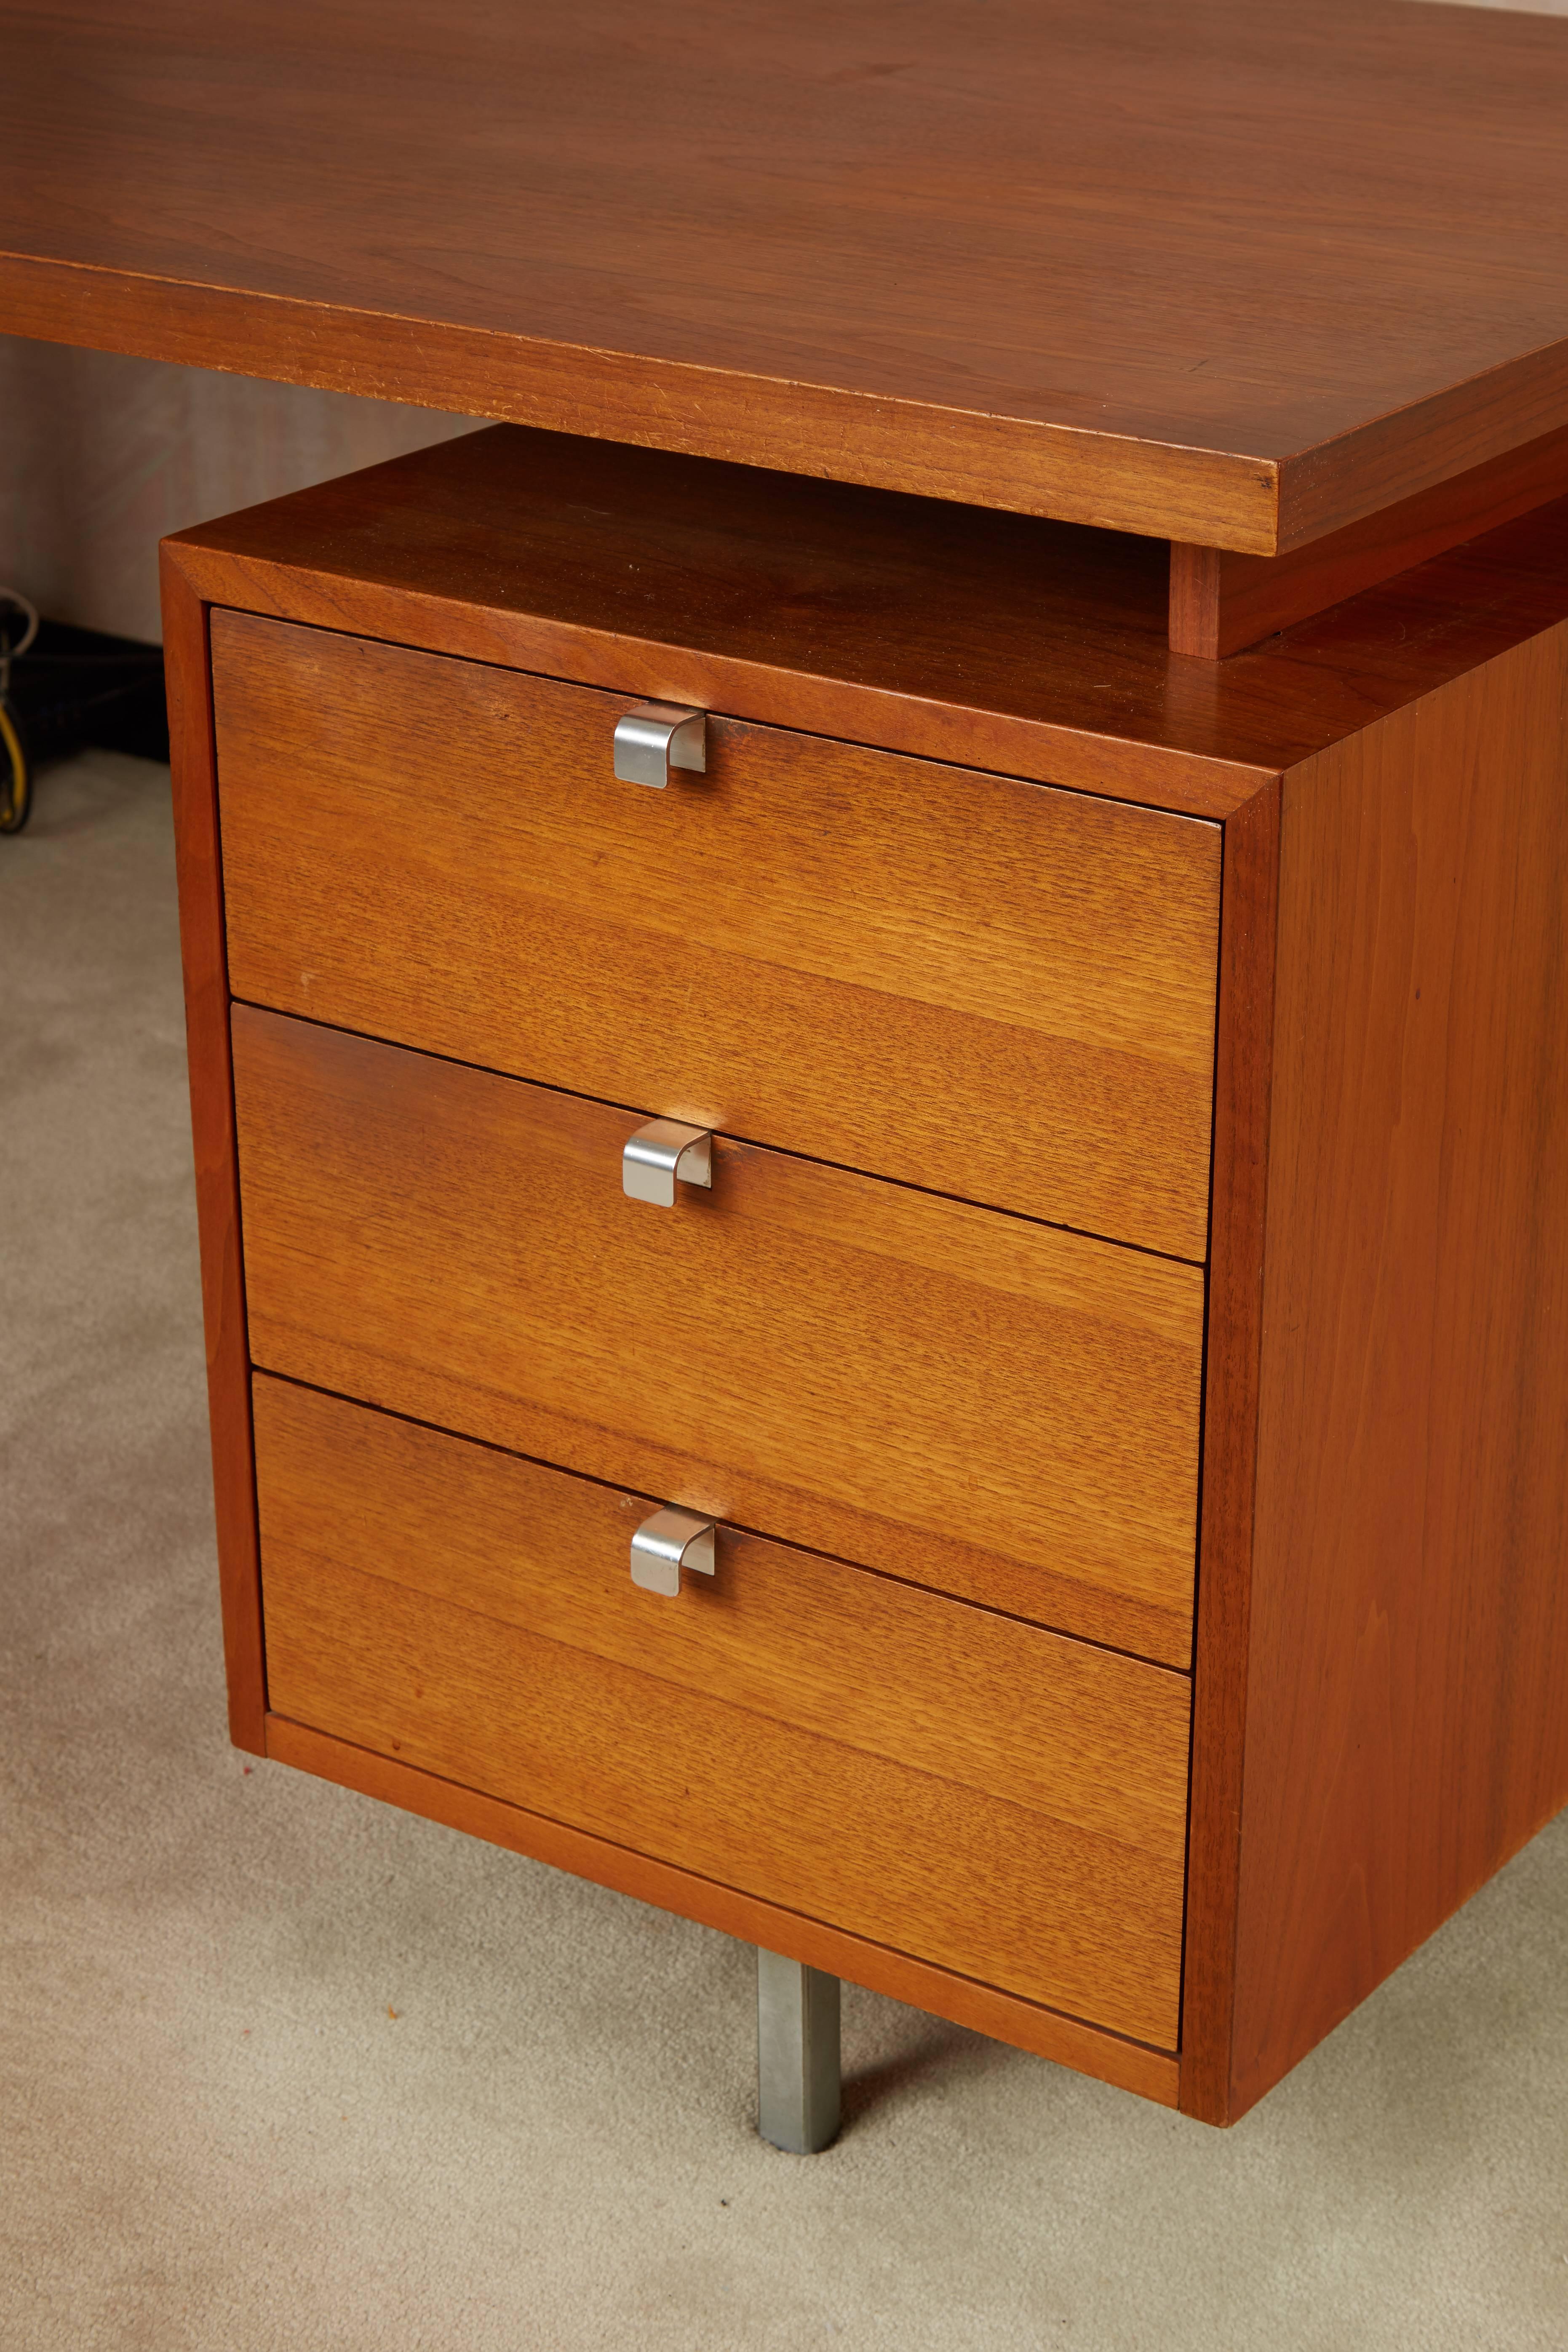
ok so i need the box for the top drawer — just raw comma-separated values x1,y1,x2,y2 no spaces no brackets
211,610,1220,1259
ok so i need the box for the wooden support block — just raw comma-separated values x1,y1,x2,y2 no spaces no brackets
1171,423,1568,658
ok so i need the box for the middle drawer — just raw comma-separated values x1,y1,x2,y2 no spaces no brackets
231,1007,1204,1663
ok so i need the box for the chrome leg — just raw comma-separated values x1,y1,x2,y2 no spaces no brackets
756,1948,841,2153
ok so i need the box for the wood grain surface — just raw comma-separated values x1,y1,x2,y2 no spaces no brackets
1178,782,1281,2122
168,432,1568,821
213,611,1220,1260
255,1376,1191,1855
264,1716,1183,2104
159,552,267,1752
254,1380,1188,2043
1224,624,1568,2118
231,1009,1206,1664
10,3,1568,547
1170,422,1568,657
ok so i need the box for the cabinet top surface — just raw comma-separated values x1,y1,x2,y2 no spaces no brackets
11,0,1568,552
165,425,1568,821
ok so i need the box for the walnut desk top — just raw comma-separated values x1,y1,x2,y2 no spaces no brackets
8,0,1568,565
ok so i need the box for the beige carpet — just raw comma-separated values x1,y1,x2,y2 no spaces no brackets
3,750,1566,2352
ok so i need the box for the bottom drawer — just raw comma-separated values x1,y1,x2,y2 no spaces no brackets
254,1376,1191,2048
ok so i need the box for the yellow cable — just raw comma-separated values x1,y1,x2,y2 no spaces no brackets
0,698,28,831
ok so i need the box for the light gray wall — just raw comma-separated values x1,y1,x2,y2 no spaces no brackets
0,336,481,645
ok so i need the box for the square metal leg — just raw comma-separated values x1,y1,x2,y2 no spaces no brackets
756,1948,841,2153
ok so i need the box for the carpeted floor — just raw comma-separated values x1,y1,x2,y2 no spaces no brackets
3,750,1565,2352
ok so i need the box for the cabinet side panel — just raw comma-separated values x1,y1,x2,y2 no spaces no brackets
1230,624,1568,2113
160,544,265,1752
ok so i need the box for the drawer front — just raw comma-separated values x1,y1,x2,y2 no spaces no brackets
232,1006,1204,1664
254,1375,1189,2046
212,609,1220,1260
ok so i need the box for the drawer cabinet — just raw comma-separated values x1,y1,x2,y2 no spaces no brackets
164,424,1568,2126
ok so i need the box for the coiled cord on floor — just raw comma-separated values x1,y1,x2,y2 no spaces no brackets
1,587,40,834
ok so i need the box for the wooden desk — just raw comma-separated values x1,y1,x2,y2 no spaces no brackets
10,1,1568,2129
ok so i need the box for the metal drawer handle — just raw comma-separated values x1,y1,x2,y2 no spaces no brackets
630,1507,716,1596
622,1117,712,1206
613,701,707,788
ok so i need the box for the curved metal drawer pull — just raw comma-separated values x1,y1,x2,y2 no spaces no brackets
622,1117,712,1206
630,1507,716,1596
613,702,707,788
